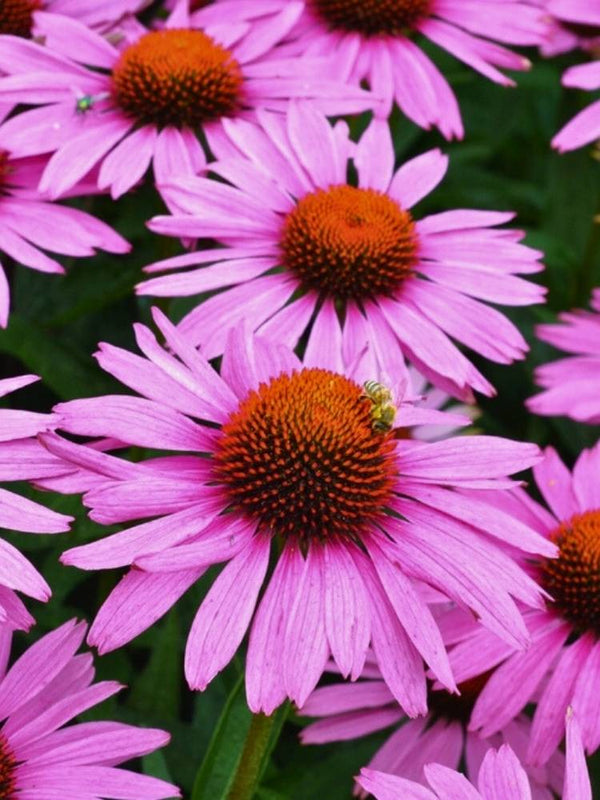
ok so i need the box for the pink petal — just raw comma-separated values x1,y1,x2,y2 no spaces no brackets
564,710,592,800
185,536,270,690
88,569,202,654
388,149,449,209
322,543,370,680
246,545,303,714
282,546,329,707
358,768,436,800
476,745,533,800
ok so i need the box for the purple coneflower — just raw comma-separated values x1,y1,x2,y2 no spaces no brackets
0,3,372,200
141,106,545,400
550,3,600,151
357,710,590,800
300,613,563,798
250,0,546,137
0,0,150,37
0,151,129,326
0,374,75,629
446,444,600,765
0,619,179,799
37,311,552,713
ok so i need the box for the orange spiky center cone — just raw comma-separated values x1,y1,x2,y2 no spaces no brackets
309,0,431,35
111,28,243,129
281,185,418,301
214,369,397,542
0,0,42,37
542,510,600,635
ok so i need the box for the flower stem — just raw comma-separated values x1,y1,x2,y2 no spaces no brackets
226,706,288,800
579,209,600,305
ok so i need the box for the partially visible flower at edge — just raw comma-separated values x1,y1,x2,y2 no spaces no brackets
0,0,152,38
0,618,179,799
357,709,591,800
299,609,563,798
0,151,129,326
255,0,547,138
550,2,600,152
527,287,600,423
528,0,600,55
0,373,74,630
444,444,600,765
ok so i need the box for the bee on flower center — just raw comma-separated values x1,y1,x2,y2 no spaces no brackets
362,380,396,433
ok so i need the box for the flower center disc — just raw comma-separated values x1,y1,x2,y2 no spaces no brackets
214,369,397,541
428,672,491,726
0,0,41,36
111,29,243,129
281,186,418,301
310,0,431,35
0,733,17,799
0,152,10,194
542,510,600,635
561,21,600,38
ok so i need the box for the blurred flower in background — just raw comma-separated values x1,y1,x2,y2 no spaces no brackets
357,709,591,800
528,288,600,423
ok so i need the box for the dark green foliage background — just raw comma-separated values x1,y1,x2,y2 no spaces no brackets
2,41,600,799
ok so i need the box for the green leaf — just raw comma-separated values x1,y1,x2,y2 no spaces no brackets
142,749,175,784
191,675,253,800
265,735,384,800
256,790,288,800
0,313,116,399
129,608,183,722
191,675,288,800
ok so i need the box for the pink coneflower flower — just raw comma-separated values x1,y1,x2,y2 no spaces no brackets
0,150,129,326
0,618,179,799
550,3,600,152
527,288,600,423
0,0,150,37
40,309,551,713
141,106,545,401
553,59,600,151
529,0,600,56
242,0,546,138
300,641,563,797
0,373,75,630
0,4,373,201
357,710,591,800
446,443,600,765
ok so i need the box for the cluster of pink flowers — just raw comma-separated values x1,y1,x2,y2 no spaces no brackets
0,0,596,797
